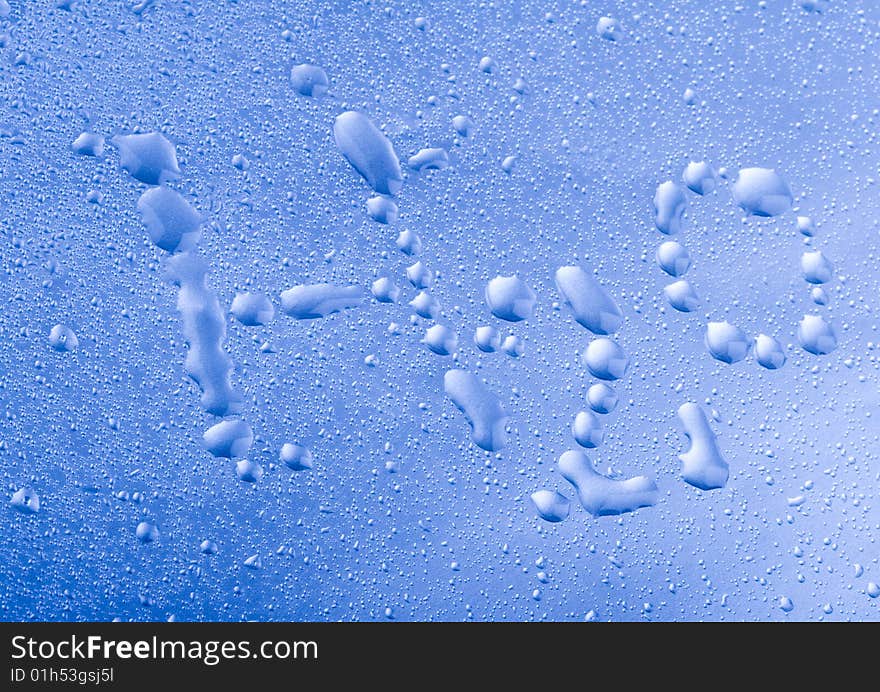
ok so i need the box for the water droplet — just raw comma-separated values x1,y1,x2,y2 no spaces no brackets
290,64,329,97
754,334,786,370
112,132,180,185
664,279,700,312
572,410,604,448
801,250,833,284
10,488,40,514
474,326,501,353
423,324,458,356
656,241,691,277
559,450,658,516
797,314,837,355
653,181,687,234
280,444,314,471
582,337,629,380
587,383,618,414
203,419,253,459
596,17,622,41
530,490,570,523
444,370,508,452
230,293,274,326
485,275,537,322
48,324,78,352
731,168,792,217
280,283,363,319
705,321,751,364
136,521,159,543
333,111,402,196
682,161,715,195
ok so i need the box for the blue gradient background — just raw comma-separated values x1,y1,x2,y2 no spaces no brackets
1,0,878,621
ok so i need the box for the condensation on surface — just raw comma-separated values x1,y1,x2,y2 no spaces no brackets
1,0,878,623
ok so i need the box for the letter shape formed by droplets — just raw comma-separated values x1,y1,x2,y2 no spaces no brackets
557,449,658,517
443,370,507,452
280,283,364,319
333,111,403,196
677,402,729,491
166,252,242,417
554,266,623,334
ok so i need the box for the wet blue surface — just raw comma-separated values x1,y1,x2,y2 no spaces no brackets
1,0,879,621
